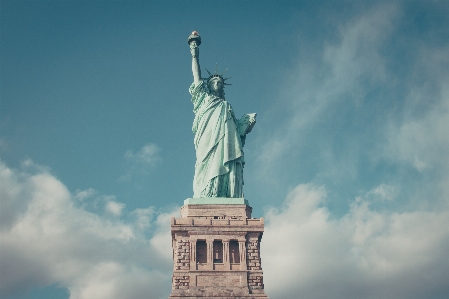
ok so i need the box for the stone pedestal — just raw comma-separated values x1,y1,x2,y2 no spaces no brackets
169,198,269,299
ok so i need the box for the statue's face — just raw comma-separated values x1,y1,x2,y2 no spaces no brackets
208,78,224,93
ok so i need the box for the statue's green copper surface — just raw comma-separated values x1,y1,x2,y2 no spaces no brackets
188,31,256,198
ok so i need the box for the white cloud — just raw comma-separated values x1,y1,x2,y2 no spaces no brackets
382,44,449,208
120,143,162,182
124,143,161,167
386,77,449,173
263,183,449,299
74,188,97,202
105,200,126,216
149,207,180,262
0,160,173,299
366,183,396,201
131,207,156,231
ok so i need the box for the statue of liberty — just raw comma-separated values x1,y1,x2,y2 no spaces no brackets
188,31,256,198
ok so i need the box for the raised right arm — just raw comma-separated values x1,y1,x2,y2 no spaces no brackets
190,41,202,86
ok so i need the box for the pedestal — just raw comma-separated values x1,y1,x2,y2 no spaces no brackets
169,198,269,299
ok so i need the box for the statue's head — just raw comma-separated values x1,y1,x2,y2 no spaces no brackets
208,76,224,94
205,67,231,98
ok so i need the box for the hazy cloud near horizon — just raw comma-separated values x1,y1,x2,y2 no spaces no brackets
263,183,449,299
0,160,175,299
2,157,449,299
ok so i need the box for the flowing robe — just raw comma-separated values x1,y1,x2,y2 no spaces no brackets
190,80,244,198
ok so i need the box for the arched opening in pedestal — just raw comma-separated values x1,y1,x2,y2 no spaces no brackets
196,240,207,263
229,240,240,264
213,240,223,263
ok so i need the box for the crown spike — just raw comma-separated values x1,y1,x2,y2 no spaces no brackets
215,63,218,75
205,68,212,76
223,77,232,81
221,68,228,76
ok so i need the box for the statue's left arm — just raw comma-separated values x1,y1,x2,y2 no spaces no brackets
237,113,256,146
238,113,256,136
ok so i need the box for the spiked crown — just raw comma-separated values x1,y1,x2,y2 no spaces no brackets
205,65,232,86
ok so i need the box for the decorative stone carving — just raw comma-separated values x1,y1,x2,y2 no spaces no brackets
174,236,190,271
173,275,190,290
246,232,262,271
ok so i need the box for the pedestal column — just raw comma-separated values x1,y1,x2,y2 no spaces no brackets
223,240,230,270
239,240,247,271
206,240,213,270
189,240,196,271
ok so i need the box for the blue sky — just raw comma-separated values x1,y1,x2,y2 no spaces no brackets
1,1,449,299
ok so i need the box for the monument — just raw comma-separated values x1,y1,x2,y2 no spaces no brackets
168,32,269,299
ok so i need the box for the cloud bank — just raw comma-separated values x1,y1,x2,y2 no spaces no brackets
0,160,175,299
262,183,449,299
